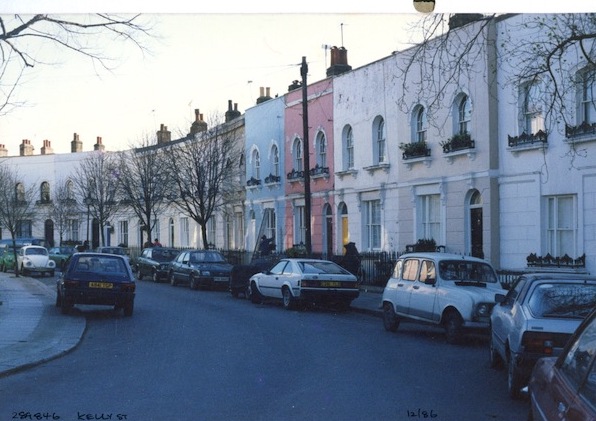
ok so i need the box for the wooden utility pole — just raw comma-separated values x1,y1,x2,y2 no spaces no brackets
301,56,312,256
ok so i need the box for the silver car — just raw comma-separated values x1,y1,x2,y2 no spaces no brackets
490,273,596,399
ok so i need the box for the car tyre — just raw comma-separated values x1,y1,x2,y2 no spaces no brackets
137,269,143,281
382,302,400,332
169,271,177,286
508,350,524,400
489,332,504,369
250,281,263,304
189,275,197,290
444,311,464,344
21,264,28,277
152,270,159,283
282,286,297,310
55,291,62,307
123,301,134,317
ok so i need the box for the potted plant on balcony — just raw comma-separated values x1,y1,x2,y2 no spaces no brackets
440,132,474,153
399,140,430,159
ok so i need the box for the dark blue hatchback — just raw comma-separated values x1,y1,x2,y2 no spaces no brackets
56,252,136,316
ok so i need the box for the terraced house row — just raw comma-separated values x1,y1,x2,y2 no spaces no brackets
2,14,595,275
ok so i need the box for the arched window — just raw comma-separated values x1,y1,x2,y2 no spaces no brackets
344,125,354,170
415,106,427,143
251,149,260,180
15,183,25,202
66,180,75,200
40,182,50,202
457,94,471,135
271,144,279,177
522,81,544,134
579,67,596,124
373,117,386,164
316,132,327,167
293,138,303,171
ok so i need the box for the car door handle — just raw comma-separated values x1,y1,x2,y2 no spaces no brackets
413,285,420,290
397,283,404,287
558,402,568,415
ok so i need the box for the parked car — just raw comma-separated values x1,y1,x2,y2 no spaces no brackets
248,258,360,310
490,273,596,399
48,246,77,270
95,246,131,266
168,250,233,290
136,247,180,282
0,244,19,273
382,252,506,344
528,306,596,420
17,245,56,277
229,256,279,299
56,252,136,316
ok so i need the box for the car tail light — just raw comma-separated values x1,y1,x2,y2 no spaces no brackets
121,283,136,293
64,280,79,288
301,280,318,287
522,332,568,354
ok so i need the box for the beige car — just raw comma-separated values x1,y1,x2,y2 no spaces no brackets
382,252,506,344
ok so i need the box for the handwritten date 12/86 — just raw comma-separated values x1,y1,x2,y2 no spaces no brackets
407,409,438,418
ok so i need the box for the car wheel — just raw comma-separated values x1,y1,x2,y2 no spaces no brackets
21,264,28,276
489,332,504,369
152,270,159,283
282,286,296,310
382,302,400,332
250,281,263,304
244,285,251,299
444,311,464,344
61,299,73,315
508,350,524,400
123,301,134,317
189,275,197,290
169,271,177,286
55,290,62,307
137,269,143,281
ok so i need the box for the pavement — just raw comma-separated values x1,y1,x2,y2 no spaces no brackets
0,272,382,378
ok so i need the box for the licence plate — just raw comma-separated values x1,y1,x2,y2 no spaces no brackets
320,281,342,287
215,277,229,283
89,282,113,289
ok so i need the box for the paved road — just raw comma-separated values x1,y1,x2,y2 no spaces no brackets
0,278,529,421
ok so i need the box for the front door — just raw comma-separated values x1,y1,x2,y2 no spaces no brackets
471,207,483,258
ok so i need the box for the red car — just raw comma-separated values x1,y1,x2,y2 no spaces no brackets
528,307,596,420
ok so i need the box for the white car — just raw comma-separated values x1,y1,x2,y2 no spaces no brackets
490,273,596,399
17,245,56,277
249,258,360,310
382,252,506,344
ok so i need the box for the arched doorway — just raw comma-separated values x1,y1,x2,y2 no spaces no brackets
469,191,483,258
44,219,54,247
323,204,333,258
339,202,349,250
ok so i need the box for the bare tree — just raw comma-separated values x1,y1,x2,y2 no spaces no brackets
0,14,153,115
398,13,596,144
45,179,79,246
117,135,174,247
72,151,122,248
0,164,37,276
164,116,244,249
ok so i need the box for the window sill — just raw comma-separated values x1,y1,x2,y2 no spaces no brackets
443,149,476,164
564,134,596,144
507,142,547,156
363,163,390,174
402,156,432,170
335,169,358,180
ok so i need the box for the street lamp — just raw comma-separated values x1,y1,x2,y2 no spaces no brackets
83,194,93,249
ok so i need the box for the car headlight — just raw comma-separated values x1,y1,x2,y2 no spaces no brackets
48,260,56,268
200,270,211,276
475,303,492,317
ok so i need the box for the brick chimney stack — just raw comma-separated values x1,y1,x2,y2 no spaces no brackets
20,139,34,156
94,136,105,151
71,133,83,153
189,110,208,135
256,87,272,104
225,100,242,122
157,123,172,144
0,144,7,157
326,46,352,77
41,139,54,155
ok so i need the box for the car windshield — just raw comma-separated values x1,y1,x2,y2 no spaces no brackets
99,247,126,255
298,261,349,275
71,255,128,275
528,282,596,319
152,249,179,261
25,247,48,256
189,252,225,263
438,260,498,283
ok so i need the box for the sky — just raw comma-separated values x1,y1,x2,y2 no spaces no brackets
0,1,590,155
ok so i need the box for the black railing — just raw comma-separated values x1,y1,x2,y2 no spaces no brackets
565,122,596,138
507,130,548,147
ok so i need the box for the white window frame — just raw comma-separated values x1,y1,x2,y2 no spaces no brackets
522,81,544,135
293,138,303,171
180,217,189,247
374,117,386,164
317,132,327,167
545,195,577,258
458,94,471,135
580,68,596,124
364,200,381,250
416,107,427,143
251,149,260,180
418,194,441,242
271,144,280,177
345,126,354,170
294,205,305,245
118,220,129,247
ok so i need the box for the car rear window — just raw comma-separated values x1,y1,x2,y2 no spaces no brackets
298,261,349,275
25,247,48,256
71,256,128,275
528,282,596,319
438,260,498,283
190,252,225,263
153,249,179,261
